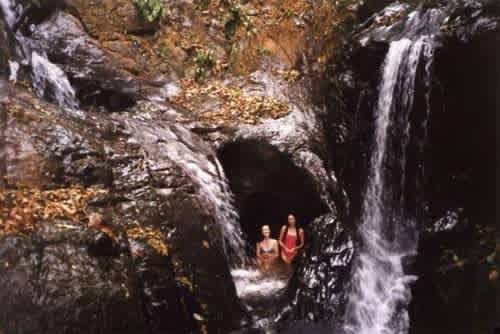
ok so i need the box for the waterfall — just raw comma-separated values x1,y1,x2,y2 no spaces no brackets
344,9,443,334
31,51,79,110
118,115,247,263
0,0,15,27
0,0,79,110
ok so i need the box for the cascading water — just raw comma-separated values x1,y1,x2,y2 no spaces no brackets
31,51,79,109
344,8,445,334
0,0,15,27
116,112,247,263
0,0,78,110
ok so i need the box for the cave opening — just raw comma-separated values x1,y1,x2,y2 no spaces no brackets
218,139,328,255
75,83,137,112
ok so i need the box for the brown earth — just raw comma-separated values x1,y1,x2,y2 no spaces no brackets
64,0,356,124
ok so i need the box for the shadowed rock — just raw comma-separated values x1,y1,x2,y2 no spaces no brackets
276,213,354,330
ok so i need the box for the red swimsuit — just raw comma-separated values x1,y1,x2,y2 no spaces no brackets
282,231,298,262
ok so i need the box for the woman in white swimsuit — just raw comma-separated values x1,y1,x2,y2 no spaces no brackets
256,225,279,272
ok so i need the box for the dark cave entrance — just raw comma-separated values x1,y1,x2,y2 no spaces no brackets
218,139,328,255
74,83,137,112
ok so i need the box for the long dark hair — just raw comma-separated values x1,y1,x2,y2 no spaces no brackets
282,214,300,245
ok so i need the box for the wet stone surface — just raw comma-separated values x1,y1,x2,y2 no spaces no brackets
0,81,244,333
277,213,354,328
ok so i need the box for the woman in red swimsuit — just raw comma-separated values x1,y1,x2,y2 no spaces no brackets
279,214,304,264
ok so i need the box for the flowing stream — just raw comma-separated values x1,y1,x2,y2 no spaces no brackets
344,8,444,334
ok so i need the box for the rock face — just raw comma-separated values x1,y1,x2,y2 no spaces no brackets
211,72,342,248
0,18,15,76
0,222,148,333
31,11,156,111
277,213,354,329
0,81,244,334
0,1,350,331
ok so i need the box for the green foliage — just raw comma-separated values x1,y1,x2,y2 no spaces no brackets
194,49,215,82
224,3,243,40
133,0,165,23
223,1,256,49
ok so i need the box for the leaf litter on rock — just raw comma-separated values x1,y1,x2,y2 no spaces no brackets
0,186,108,237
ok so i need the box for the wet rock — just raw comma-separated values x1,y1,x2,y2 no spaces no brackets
0,81,244,333
440,0,500,42
31,12,158,111
354,0,499,47
0,221,147,334
355,2,414,44
195,71,343,218
425,208,466,234
276,213,354,328
0,18,15,76
354,0,396,23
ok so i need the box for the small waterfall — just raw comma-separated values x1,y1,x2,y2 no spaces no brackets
344,8,444,334
8,60,19,82
120,114,247,263
165,125,246,262
0,0,15,27
0,0,79,110
231,268,286,300
31,51,79,109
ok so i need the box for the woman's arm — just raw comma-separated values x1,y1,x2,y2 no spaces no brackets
295,228,305,250
256,242,261,260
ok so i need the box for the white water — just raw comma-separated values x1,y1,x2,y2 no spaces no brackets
0,0,79,110
163,124,246,261
231,268,286,299
119,111,247,262
8,60,19,82
31,51,79,109
344,35,437,334
0,0,16,27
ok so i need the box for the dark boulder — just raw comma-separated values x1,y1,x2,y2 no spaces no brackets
276,213,354,330
0,81,245,333
0,221,147,334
